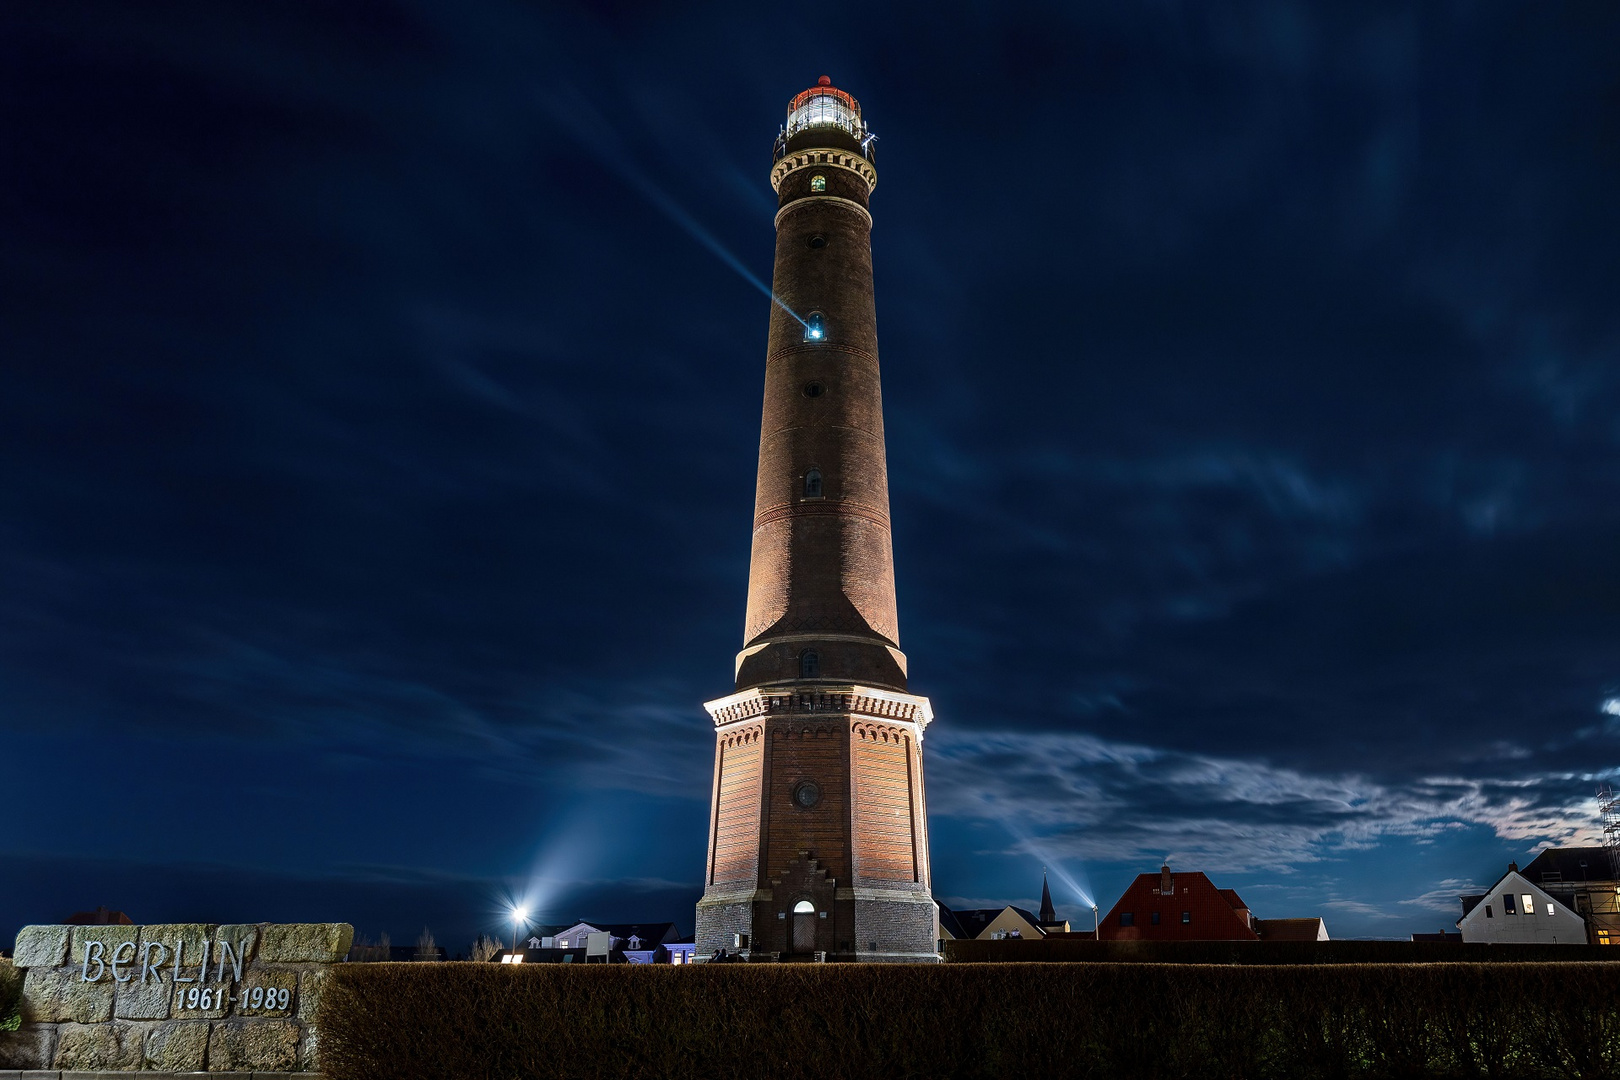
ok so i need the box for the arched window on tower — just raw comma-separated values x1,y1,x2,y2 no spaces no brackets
800,650,820,678
809,174,827,193
803,312,826,342
803,469,822,498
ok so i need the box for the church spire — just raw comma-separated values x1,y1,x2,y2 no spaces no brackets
1039,868,1056,925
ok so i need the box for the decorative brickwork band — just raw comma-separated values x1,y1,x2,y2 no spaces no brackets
770,149,876,194
705,686,933,733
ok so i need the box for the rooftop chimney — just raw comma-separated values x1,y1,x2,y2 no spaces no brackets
1160,864,1173,895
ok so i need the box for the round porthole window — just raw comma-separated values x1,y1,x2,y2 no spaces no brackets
808,234,827,249
792,780,822,809
803,382,825,398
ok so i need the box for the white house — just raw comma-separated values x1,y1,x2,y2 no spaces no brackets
1457,863,1586,945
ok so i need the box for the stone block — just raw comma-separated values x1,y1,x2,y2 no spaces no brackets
208,1020,300,1072
138,924,217,968
298,1022,320,1071
53,1021,140,1070
22,968,112,1024
236,970,297,1018
113,973,173,1020
68,924,137,966
11,927,69,969
214,925,261,967
258,924,352,964
296,968,328,1023
0,1024,56,1069
144,1019,209,1071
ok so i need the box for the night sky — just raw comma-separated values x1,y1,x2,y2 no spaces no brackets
4,2,1618,950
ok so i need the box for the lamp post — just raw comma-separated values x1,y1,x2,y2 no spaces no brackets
1092,904,1100,940
510,905,528,959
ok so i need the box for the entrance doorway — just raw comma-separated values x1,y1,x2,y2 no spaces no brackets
792,900,817,953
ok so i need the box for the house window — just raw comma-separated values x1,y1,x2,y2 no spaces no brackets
1522,894,1535,915
810,174,826,193
1150,912,1160,925
1599,930,1612,946
804,469,823,497
800,650,820,678
1181,912,1191,924
1485,906,1493,918
1503,894,1517,915
1546,903,1556,916
1120,912,1134,927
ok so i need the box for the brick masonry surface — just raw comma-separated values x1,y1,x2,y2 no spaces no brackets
1,923,351,1073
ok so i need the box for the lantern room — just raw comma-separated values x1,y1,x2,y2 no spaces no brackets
775,76,874,162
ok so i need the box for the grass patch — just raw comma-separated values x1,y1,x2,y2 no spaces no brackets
0,959,20,1032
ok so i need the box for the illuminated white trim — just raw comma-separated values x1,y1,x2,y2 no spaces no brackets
775,196,872,230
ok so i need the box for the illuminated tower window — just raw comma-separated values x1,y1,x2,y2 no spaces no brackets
800,650,820,677
803,469,822,498
803,312,826,342
810,174,826,193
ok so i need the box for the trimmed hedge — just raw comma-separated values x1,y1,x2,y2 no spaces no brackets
944,939,1620,964
320,962,1620,1080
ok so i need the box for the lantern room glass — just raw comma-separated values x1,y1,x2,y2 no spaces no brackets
787,92,863,140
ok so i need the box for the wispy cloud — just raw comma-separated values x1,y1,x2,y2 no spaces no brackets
927,730,1605,872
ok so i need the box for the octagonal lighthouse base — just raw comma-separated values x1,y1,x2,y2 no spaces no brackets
694,684,939,963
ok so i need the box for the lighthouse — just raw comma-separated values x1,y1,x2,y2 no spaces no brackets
695,77,938,962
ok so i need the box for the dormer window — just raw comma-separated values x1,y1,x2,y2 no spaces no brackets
804,469,822,498
804,311,826,342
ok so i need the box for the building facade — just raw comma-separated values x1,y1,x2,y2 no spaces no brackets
1457,864,1587,945
1100,866,1261,942
1521,846,1619,946
694,77,937,963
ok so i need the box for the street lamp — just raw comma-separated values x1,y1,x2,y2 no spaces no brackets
510,905,529,959
1092,904,1100,940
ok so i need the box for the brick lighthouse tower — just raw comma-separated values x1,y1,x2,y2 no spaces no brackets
695,77,937,962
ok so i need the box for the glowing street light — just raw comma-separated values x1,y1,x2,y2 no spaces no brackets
510,905,529,959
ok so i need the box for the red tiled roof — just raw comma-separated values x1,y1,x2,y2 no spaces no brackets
1099,870,1259,942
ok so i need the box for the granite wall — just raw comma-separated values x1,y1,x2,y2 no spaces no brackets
0,922,351,1074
